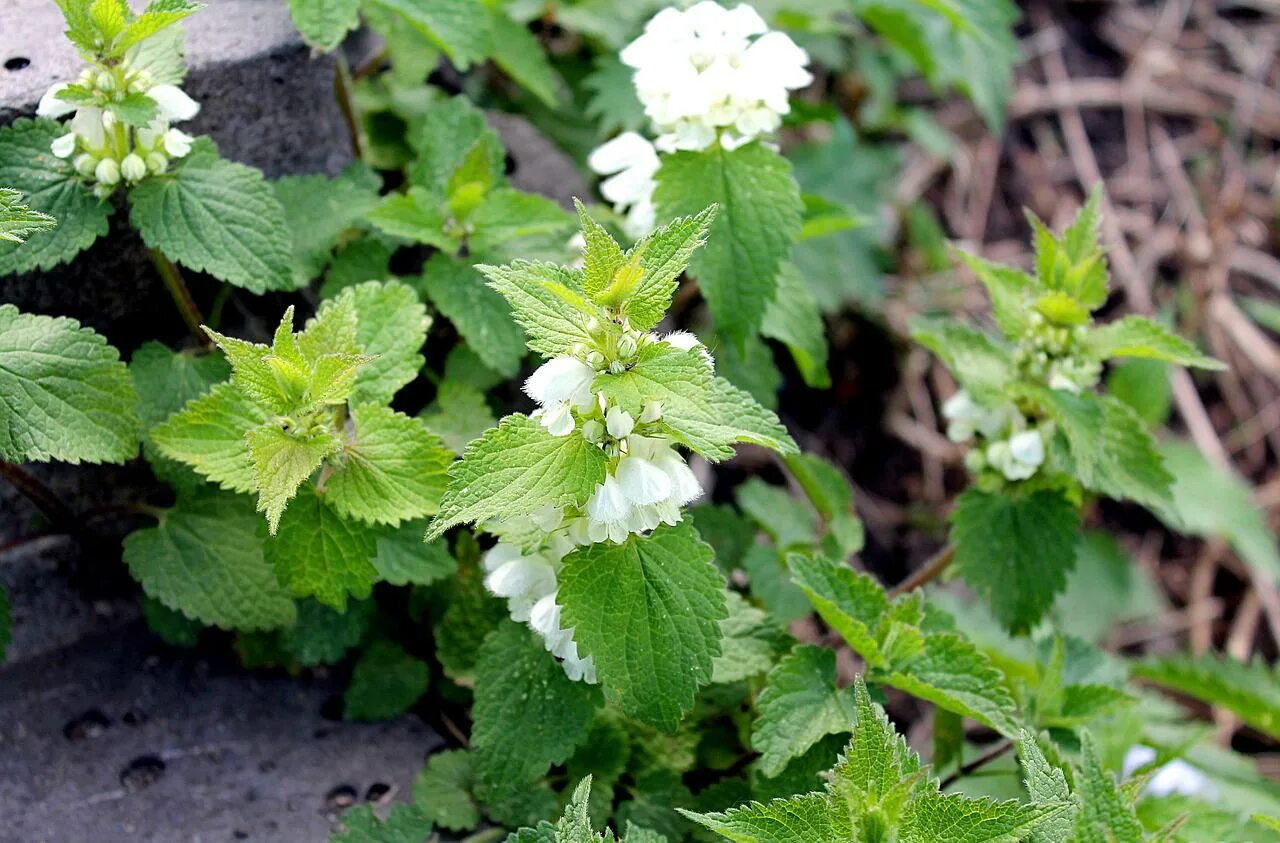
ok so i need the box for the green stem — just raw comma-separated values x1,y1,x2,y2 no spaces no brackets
889,544,955,598
938,739,1014,789
206,283,232,331
333,56,364,160
149,247,208,346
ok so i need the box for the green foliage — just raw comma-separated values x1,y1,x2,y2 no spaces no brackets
274,163,381,286
0,187,56,243
0,304,140,464
753,645,854,777
343,639,430,720
287,0,360,51
420,254,526,377
507,777,666,843
412,749,481,831
129,140,294,293
280,598,373,666
329,802,433,843
55,0,202,58
559,522,727,731
266,486,380,609
1133,656,1280,741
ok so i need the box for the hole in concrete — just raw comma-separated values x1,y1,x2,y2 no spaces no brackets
319,694,343,721
504,152,517,175
233,832,249,841
258,759,277,774
120,755,166,790
326,785,357,812
63,709,111,741
122,707,148,726
313,727,331,739
365,782,391,802
4,57,30,71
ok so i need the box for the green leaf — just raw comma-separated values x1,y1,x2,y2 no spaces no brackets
951,487,1081,633
745,546,812,624
736,478,818,550
140,594,203,647
420,382,496,455
265,486,379,609
712,592,790,684
663,376,798,461
470,189,576,262
0,187,56,243
420,254,525,377
617,206,717,332
366,187,459,251
487,8,560,106
653,142,803,346
1151,440,1280,584
363,0,490,68
329,803,434,843
287,0,360,50
413,750,480,831
274,163,381,285
246,423,342,533
953,249,1036,340
899,791,1063,843
884,631,1021,738
0,119,109,274
558,521,728,730
106,91,159,127
583,56,647,136
322,237,393,297
372,521,456,586
123,490,297,631
343,639,429,721
0,304,140,463
407,96,501,196
1016,733,1076,843
434,536,507,681
910,317,1013,400
1133,655,1280,741
280,598,374,666
130,342,231,491
324,280,429,405
1029,188,1108,311
753,645,855,777
1069,732,1144,842
762,263,831,389
682,792,847,843
129,141,294,292
479,260,603,358
427,415,608,539
472,620,599,792
1084,316,1223,369
789,554,889,667
114,0,203,52
151,382,266,494
325,405,451,526
784,452,864,559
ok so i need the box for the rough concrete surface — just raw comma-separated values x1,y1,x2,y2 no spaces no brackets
0,620,442,843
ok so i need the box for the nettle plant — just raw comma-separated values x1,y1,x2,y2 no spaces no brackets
4,1,1280,842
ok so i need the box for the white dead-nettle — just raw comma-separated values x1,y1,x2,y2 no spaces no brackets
1122,745,1217,800
621,1,811,152
37,62,200,196
942,389,1046,482
524,356,598,437
587,132,660,240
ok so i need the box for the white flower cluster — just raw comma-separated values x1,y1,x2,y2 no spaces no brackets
588,2,810,239
480,330,710,681
1122,745,1217,800
37,58,198,197
943,390,1046,482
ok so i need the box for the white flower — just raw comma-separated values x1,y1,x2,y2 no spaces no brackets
987,430,1044,482
1008,430,1044,467
942,390,979,442
70,106,107,151
586,475,630,526
606,406,635,440
588,131,660,239
640,401,663,423
94,157,120,186
163,127,194,157
616,453,673,506
482,545,557,622
37,83,76,119
120,153,147,182
1122,745,1216,800
148,84,200,122
525,356,597,436
621,2,810,152
561,650,598,684
50,133,77,159
663,330,714,368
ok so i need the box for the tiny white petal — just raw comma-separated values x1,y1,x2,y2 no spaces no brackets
616,455,673,506
1008,430,1045,468
524,356,597,409
606,406,635,440
148,84,200,122
586,476,631,524
50,132,77,158
163,128,194,158
37,83,76,119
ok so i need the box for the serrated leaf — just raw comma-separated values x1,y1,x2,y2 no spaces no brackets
0,187,56,243
910,317,1013,400
114,0,203,53
0,304,140,463
681,792,846,843
129,141,293,292
323,280,429,405
427,415,608,539
151,382,266,493
480,260,603,358
0,119,110,274
885,632,1021,737
420,381,496,454
372,521,455,586
1069,732,1144,843
434,537,507,681
657,375,797,461
366,187,459,251
329,802,434,843
325,405,451,526
951,487,1081,633
420,254,525,377
247,423,342,532
407,96,501,195
473,621,599,792
140,594,203,647
287,0,360,50
559,521,728,731
737,478,818,550
583,56,647,136
653,142,803,346
784,453,863,559
1084,316,1223,369
123,490,297,631
899,790,1064,843
954,249,1036,340
265,486,379,609
831,678,922,816
364,0,491,69
712,592,790,684
280,598,374,666
106,91,159,127
754,645,855,777
275,163,381,285
1016,733,1076,843
487,8,560,106
789,554,890,667
470,188,576,262
344,639,429,721
619,206,716,332
413,750,480,832
762,263,831,389
1133,655,1280,741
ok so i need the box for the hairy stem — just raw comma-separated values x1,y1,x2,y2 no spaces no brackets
149,248,208,346
334,57,364,160
889,543,955,598
938,739,1014,789
0,462,79,535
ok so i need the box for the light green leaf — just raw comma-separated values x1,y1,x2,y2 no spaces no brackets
662,376,798,461
762,263,830,389
372,521,456,586
789,554,889,667
1133,655,1280,741
487,8,560,106
784,452,864,560
559,521,728,731
246,423,342,533
885,632,1021,738
899,791,1064,843
344,639,429,721
274,162,381,285
151,382,265,493
129,140,293,292
681,792,846,843
407,96,501,196
736,477,818,550
366,187,459,251
583,56,647,136
619,206,717,332
420,381,497,455
831,678,922,816
427,415,608,539
0,187,56,243
123,489,297,631
265,486,379,609
472,620,599,792
1069,732,1144,842
754,645,855,777
951,487,1081,634
1016,733,1076,843
329,803,434,843
0,304,140,463
711,592,790,684
325,405,452,526
1084,316,1223,369
114,0,202,53
421,254,525,377
364,0,491,69
0,119,109,274
479,260,603,358
910,317,1013,400
413,750,480,832
322,279,429,405
653,142,803,346
286,0,360,50
470,188,576,262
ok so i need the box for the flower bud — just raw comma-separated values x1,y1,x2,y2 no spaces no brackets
94,157,120,186
95,71,115,92
146,152,169,174
50,132,77,158
101,109,117,131
73,153,97,177
120,153,147,182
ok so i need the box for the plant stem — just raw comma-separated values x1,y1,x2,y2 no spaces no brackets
889,543,955,598
0,462,79,536
333,57,364,160
938,739,1014,789
149,247,208,346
